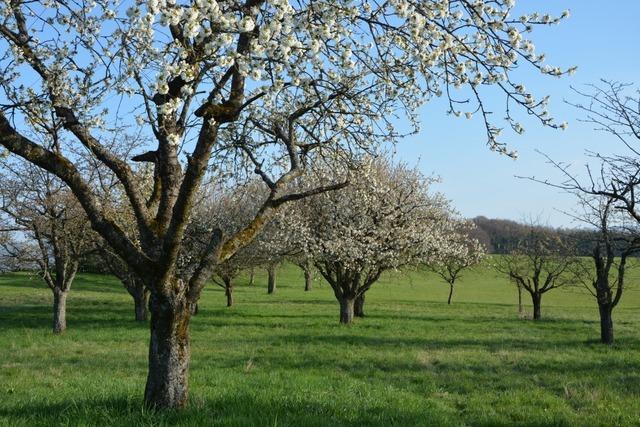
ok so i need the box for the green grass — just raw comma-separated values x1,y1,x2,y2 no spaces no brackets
1,262,640,426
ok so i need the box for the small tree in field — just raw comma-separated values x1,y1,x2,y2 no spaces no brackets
294,159,456,324
568,195,640,344
495,224,576,320
0,0,573,408
0,163,93,332
428,221,485,305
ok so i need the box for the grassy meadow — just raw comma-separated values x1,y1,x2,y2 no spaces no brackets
1,261,639,426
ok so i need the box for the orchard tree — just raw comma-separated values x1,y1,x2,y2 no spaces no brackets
495,224,576,320
428,220,485,304
295,257,315,292
252,215,293,295
0,0,573,408
0,162,93,333
295,159,457,324
524,81,640,336
184,182,262,307
567,195,640,344
184,180,293,304
99,245,151,321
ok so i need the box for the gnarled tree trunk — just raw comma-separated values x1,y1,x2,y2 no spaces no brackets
339,297,355,324
267,265,277,294
144,293,192,409
354,293,365,317
52,289,68,333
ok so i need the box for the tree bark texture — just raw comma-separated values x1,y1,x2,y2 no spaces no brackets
598,303,614,344
144,293,192,409
134,290,150,322
52,289,68,333
339,297,355,324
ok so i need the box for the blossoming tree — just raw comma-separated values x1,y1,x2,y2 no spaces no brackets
294,159,458,323
427,220,485,304
0,0,571,408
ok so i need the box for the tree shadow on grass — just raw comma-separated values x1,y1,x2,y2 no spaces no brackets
0,273,124,294
0,304,150,331
277,332,640,352
0,394,456,427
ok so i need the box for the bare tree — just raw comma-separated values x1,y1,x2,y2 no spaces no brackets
523,80,640,335
568,195,640,344
531,81,640,226
495,223,576,320
0,163,92,332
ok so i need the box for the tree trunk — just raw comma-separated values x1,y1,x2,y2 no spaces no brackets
532,292,542,320
354,293,365,317
123,277,149,321
517,284,523,315
339,297,355,324
447,284,454,305
303,266,313,292
224,278,234,307
267,265,276,294
144,294,192,409
248,268,254,286
134,289,150,322
598,303,614,344
190,303,199,315
52,289,68,334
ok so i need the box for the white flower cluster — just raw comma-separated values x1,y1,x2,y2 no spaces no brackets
291,158,459,276
0,0,573,159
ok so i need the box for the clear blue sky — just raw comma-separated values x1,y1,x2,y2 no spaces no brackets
395,0,640,227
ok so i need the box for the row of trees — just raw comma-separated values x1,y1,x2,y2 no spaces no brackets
1,157,486,328
494,200,639,344
7,146,637,349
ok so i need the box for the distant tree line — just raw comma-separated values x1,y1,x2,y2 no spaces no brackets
472,216,631,257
